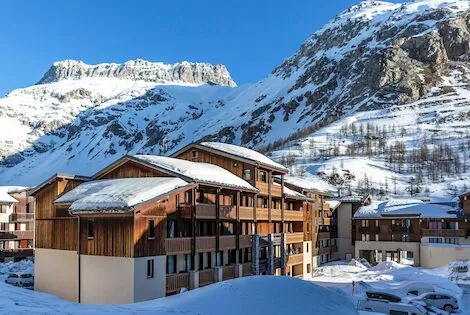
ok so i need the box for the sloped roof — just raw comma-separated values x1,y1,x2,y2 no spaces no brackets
283,175,336,195
283,186,309,200
199,142,287,172
55,177,191,213
0,186,26,203
132,155,258,192
354,198,458,219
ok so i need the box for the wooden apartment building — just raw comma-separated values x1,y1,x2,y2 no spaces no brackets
33,142,334,304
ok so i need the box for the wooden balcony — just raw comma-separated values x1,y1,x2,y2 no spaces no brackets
331,246,338,253
318,247,331,255
166,273,190,294
223,265,236,280
255,181,269,195
196,236,216,252
271,184,282,197
285,232,304,244
195,204,216,219
242,262,252,276
239,206,254,220
284,210,304,221
359,226,380,234
391,225,412,232
11,213,34,222
0,230,33,240
220,205,237,220
256,208,269,220
287,253,303,266
199,269,215,286
239,234,253,248
166,237,191,255
318,232,331,240
0,248,33,258
271,209,282,221
219,235,236,250
422,229,466,237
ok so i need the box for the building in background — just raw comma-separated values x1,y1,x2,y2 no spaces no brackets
0,186,34,262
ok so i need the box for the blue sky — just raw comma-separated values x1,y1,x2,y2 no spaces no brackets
0,0,402,96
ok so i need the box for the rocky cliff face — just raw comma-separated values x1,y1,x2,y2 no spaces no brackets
37,59,237,87
1,0,470,185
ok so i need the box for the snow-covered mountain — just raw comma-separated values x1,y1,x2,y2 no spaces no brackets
1,0,470,188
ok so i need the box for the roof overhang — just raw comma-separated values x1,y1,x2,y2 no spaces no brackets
29,173,91,196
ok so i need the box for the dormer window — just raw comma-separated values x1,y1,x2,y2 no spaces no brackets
191,150,198,160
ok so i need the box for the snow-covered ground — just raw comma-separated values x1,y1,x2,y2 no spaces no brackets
0,262,358,315
308,259,469,314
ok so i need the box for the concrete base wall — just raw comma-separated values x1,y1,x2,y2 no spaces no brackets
80,255,135,304
355,241,420,266
35,248,78,302
420,244,470,268
134,256,166,302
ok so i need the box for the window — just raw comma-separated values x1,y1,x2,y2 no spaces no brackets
87,220,94,239
206,252,212,269
244,169,251,181
191,150,198,160
166,255,176,274
306,243,310,253
389,310,407,315
183,254,192,272
375,234,379,241
147,259,154,278
148,220,155,239
198,253,204,271
307,263,311,274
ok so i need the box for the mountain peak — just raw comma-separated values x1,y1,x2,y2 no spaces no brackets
37,59,237,87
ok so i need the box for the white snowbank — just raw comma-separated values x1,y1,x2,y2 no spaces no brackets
284,175,337,195
283,186,309,199
133,155,257,191
0,273,358,315
200,142,288,172
55,177,190,212
354,198,457,218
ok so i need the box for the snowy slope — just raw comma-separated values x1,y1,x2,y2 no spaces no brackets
1,0,470,186
0,273,358,315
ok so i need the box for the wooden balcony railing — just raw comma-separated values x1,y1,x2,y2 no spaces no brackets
287,253,303,266
318,247,331,255
223,265,236,280
422,229,466,237
242,262,252,276
271,184,282,197
0,248,33,258
166,237,191,255
0,230,34,240
284,210,304,221
220,205,237,220
239,235,253,248
256,208,269,220
285,232,304,244
318,232,331,240
219,235,236,250
166,273,190,293
11,213,34,222
255,181,269,195
271,209,282,221
199,268,215,286
359,226,381,234
239,206,254,220
196,236,216,252
391,225,412,232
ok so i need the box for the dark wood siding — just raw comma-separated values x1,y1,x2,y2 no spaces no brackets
97,160,169,179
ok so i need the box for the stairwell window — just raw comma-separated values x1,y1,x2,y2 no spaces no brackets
191,150,198,160
148,220,155,239
87,220,94,240
147,259,154,279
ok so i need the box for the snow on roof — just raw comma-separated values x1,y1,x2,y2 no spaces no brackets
283,186,309,200
0,186,28,203
55,177,190,213
199,142,288,172
326,200,341,210
132,155,257,192
354,198,458,219
283,175,336,195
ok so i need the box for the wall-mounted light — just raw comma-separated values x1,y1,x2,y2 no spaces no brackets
233,163,238,167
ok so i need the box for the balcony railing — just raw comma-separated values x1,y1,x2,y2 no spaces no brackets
0,230,33,240
256,208,269,220
271,184,282,197
287,253,303,265
222,264,236,280
255,181,270,195
391,225,412,232
271,209,282,221
318,232,331,240
239,206,254,220
285,232,304,244
166,237,191,255
11,213,34,222
0,248,33,258
199,269,215,286
220,205,237,220
359,226,380,234
239,235,253,248
242,262,252,276
422,229,466,237
166,273,190,293
196,236,216,252
219,235,236,250
284,210,304,221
